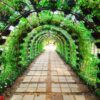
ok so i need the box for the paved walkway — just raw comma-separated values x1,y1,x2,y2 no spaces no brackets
10,48,97,100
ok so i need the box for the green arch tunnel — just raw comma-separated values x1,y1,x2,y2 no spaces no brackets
0,11,99,94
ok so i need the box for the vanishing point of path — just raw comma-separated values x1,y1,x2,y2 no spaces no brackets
5,48,97,100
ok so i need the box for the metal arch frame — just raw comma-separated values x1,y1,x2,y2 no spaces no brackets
0,0,97,33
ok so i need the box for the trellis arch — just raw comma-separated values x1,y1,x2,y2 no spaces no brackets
0,11,98,93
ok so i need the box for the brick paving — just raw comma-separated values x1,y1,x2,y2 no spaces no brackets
10,49,97,100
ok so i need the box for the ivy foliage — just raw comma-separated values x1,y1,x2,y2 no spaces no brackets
0,10,99,94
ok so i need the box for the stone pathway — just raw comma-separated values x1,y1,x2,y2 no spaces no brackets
10,49,97,100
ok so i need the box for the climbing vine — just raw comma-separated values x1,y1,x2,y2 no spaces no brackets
0,10,99,95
